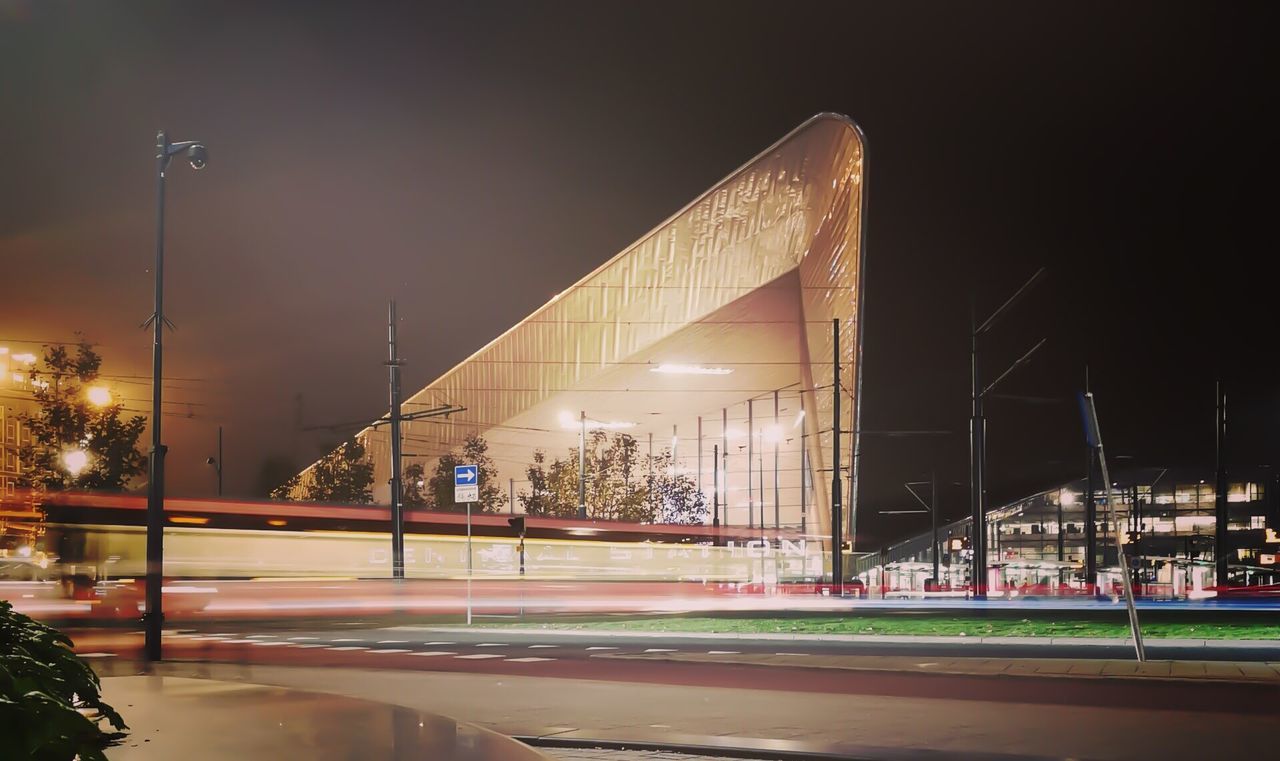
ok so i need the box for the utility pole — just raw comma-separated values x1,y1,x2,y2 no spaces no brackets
216,426,223,497
831,318,843,594
773,390,780,529
578,410,587,520
1215,380,1229,589
931,471,939,587
387,300,405,581
747,399,755,529
970,268,1046,599
712,444,720,528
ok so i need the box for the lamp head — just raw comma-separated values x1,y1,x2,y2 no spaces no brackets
187,143,208,170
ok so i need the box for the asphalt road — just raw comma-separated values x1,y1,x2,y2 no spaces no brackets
72,623,1280,719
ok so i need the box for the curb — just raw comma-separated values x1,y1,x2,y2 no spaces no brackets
390,625,1280,650
516,733,1097,761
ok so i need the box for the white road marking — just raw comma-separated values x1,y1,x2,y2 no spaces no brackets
245,634,276,639
288,636,318,641
585,646,618,651
370,649,412,654
410,651,456,657
506,657,555,663
644,648,677,653
455,653,503,659
294,644,328,649
222,640,260,644
474,643,507,647
332,638,364,643
528,645,558,649
377,640,409,644
251,641,292,647
326,646,368,651
707,650,740,655
422,641,454,646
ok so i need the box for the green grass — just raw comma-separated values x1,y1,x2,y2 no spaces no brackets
477,616,1280,640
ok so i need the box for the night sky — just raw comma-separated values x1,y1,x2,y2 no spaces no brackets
2,1,1272,547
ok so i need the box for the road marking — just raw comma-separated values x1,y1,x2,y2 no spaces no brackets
327,646,368,651
288,637,318,641
377,640,409,644
251,641,292,646
422,641,454,646
585,646,618,651
294,644,328,649
78,652,117,658
506,657,555,663
455,653,503,659
644,648,677,653
707,650,740,655
332,638,364,643
528,645,558,649
222,639,260,644
774,652,810,656
411,651,456,657
475,643,508,647
245,634,276,639
370,649,412,654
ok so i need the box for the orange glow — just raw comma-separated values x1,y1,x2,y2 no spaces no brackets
267,519,288,527
169,516,210,525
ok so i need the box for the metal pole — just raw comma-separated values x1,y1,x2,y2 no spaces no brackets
800,446,807,535
969,313,985,599
509,477,515,515
697,416,703,500
578,410,587,519
931,471,939,588
722,408,728,527
773,390,780,529
1086,445,1097,593
388,300,405,580
831,318,843,594
466,500,473,625
747,400,754,529
712,444,720,527
1215,380,1229,590
216,425,223,497
1084,393,1146,661
144,131,169,663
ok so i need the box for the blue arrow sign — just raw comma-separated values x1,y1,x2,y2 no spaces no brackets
454,465,478,486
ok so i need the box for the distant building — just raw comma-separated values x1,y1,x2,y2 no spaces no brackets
0,346,41,546
855,467,1280,595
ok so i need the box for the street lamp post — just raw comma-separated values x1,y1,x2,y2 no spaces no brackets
144,130,207,662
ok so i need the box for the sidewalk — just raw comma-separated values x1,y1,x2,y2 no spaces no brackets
101,675,551,760
117,662,1276,761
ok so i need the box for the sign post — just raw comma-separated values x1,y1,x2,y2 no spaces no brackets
455,464,479,624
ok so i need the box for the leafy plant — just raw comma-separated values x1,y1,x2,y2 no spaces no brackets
0,600,127,760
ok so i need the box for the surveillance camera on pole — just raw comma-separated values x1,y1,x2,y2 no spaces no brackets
144,130,207,663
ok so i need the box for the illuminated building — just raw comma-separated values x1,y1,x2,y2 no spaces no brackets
0,346,40,544
856,468,1280,595
291,114,868,541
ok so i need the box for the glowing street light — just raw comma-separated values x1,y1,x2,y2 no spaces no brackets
86,386,112,407
63,449,89,476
